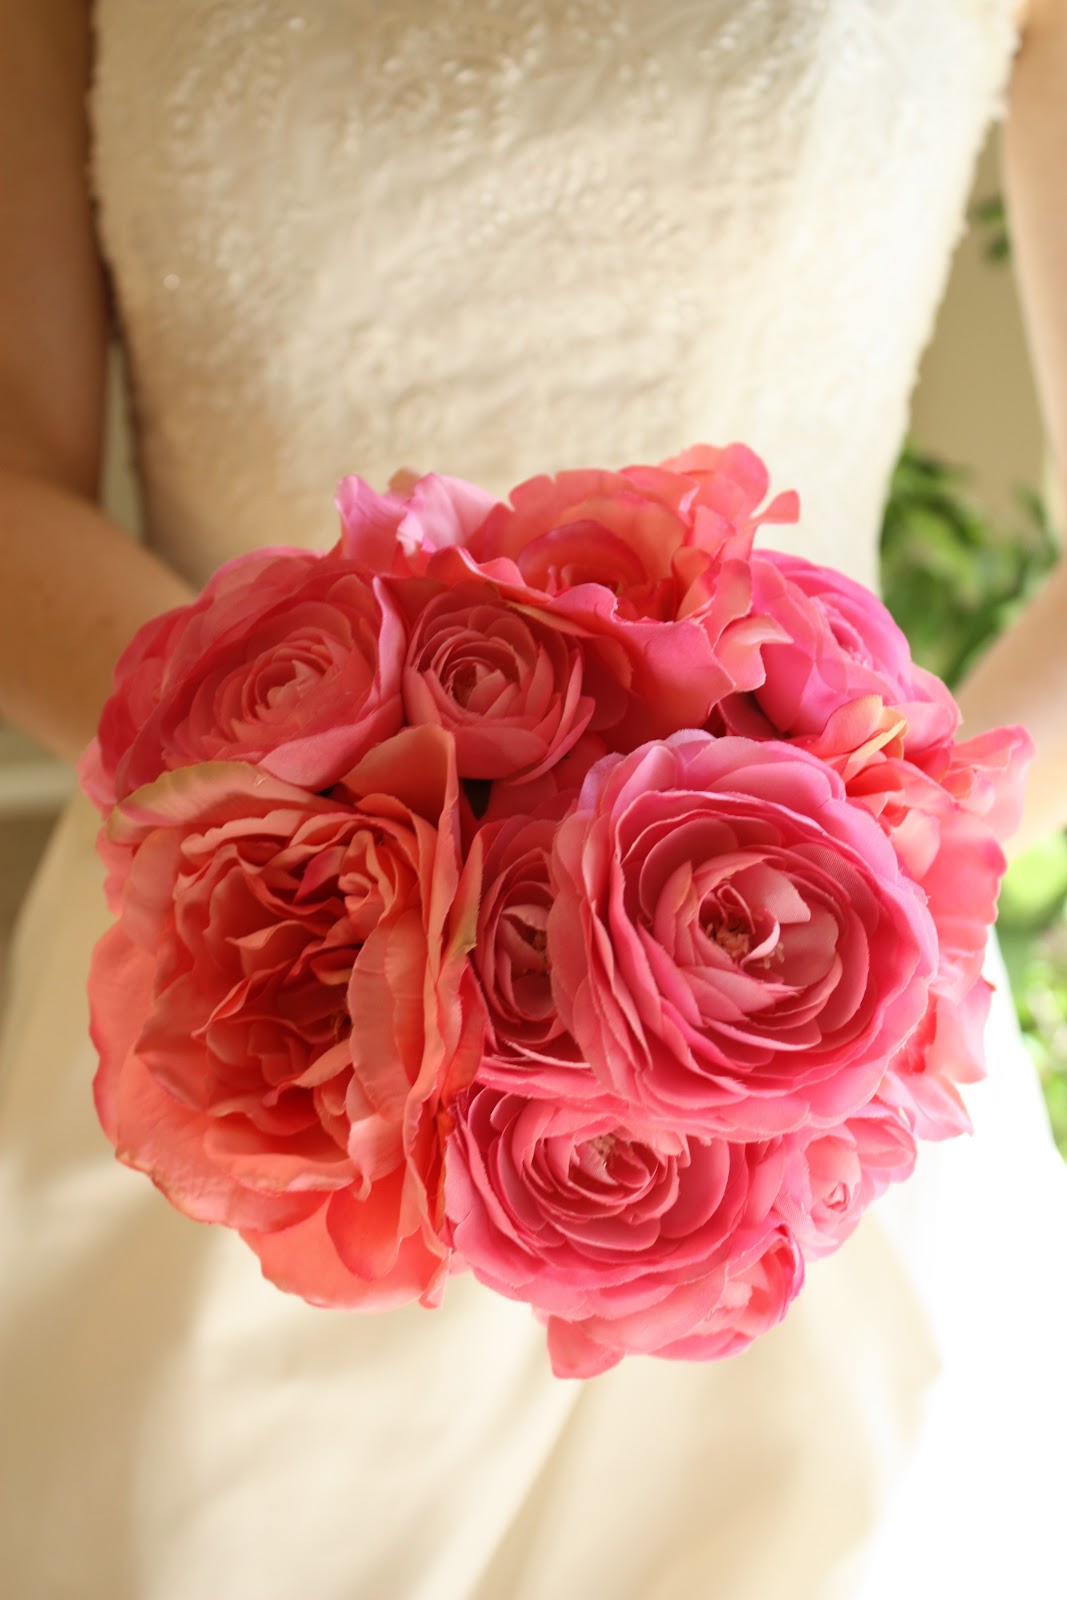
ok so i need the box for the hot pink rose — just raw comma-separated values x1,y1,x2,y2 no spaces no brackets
548,733,939,1138
444,1084,802,1378
89,726,485,1309
80,549,406,811
714,554,959,779
399,580,598,782
766,553,960,751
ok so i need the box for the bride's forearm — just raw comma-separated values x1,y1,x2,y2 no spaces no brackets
955,555,1067,853
1003,4,1067,490
0,463,194,765
955,6,1067,851
0,3,194,769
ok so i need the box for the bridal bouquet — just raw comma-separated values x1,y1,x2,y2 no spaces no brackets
80,445,1030,1378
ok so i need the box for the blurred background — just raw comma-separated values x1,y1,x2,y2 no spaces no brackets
2,125,1065,1154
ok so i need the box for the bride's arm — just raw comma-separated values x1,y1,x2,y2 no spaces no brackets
0,0,193,766
954,0,1067,851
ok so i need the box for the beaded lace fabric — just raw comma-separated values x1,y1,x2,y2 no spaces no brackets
88,0,1020,598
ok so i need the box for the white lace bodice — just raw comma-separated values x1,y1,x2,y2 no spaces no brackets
88,0,1022,595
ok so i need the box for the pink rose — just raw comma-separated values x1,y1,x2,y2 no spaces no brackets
334,470,500,576
399,580,598,782
89,726,485,1309
848,755,1008,1003
937,724,1034,840
780,1099,917,1259
766,553,960,752
81,549,406,810
548,733,939,1138
444,1084,802,1378
879,978,993,1141
469,804,590,1094
714,554,958,778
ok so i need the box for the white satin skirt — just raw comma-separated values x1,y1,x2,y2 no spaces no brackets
1,790,1064,1599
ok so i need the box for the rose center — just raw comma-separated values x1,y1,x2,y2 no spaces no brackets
450,660,482,707
713,922,751,960
700,880,756,960
504,907,550,972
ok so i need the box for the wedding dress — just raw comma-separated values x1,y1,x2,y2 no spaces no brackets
2,3,1065,1596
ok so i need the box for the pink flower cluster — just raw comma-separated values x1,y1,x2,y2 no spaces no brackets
81,445,1031,1378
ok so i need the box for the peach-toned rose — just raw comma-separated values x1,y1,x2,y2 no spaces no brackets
89,727,484,1309
444,1084,801,1378
447,446,799,738
81,549,406,811
470,445,797,592
548,733,939,1139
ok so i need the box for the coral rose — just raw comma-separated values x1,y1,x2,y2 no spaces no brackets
89,726,484,1309
548,733,939,1138
444,1084,802,1378
399,580,597,782
468,444,798,598
456,445,800,738
81,548,406,810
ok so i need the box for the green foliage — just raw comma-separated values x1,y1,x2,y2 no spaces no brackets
970,192,1011,266
880,442,1067,1157
880,442,1057,690
999,914,1067,1160
995,836,1067,1158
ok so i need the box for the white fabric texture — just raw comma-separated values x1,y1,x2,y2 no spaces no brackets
2,2,1065,1596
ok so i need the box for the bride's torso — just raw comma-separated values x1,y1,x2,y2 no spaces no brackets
88,0,1021,594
